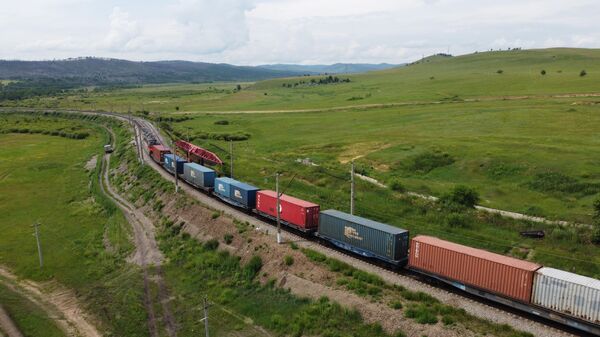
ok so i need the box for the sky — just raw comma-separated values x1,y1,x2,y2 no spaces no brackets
2,0,599,65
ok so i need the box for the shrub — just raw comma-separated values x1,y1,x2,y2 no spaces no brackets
540,69,546,75
289,242,299,250
404,151,454,174
527,172,600,196
440,185,479,209
580,70,587,77
497,69,503,74
214,120,229,125
223,234,233,244
390,179,406,192
284,255,294,266
404,305,438,324
594,197,600,220
244,255,263,280
211,211,220,219
442,315,455,325
445,212,470,228
389,300,403,310
203,239,219,251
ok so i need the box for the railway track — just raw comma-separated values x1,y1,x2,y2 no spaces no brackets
0,107,587,336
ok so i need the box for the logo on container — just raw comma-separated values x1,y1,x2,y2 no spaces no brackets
218,184,225,192
414,242,420,258
234,190,242,199
191,170,196,178
344,227,363,240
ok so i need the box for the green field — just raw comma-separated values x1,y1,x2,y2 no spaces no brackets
0,115,147,336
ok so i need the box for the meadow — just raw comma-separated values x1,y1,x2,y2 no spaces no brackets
0,114,147,336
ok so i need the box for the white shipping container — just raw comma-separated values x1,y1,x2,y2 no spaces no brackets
532,267,600,324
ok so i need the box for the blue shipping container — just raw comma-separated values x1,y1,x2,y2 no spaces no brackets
183,163,215,189
214,177,259,209
163,154,186,175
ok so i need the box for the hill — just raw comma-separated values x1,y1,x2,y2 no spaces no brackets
0,57,298,85
257,63,401,74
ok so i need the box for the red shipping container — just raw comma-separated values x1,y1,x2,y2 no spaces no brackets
149,145,171,163
256,190,320,231
409,235,541,303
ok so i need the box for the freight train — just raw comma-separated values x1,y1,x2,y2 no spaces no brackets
147,144,600,336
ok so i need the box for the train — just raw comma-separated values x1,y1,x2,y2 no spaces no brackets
147,144,600,336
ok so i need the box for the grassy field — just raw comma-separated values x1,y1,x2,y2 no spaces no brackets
0,115,147,336
5,48,599,113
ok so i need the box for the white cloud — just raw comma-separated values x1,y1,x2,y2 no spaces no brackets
1,0,599,63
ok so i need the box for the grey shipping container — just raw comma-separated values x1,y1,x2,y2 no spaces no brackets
318,209,409,265
183,163,215,189
532,267,600,324
163,154,185,175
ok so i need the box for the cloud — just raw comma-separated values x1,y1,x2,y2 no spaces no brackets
1,0,599,63
101,7,140,50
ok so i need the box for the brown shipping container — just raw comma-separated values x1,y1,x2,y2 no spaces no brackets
409,235,541,303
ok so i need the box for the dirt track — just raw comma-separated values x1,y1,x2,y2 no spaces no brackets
0,305,23,337
0,267,101,337
100,126,177,337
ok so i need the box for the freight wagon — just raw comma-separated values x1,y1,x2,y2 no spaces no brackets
183,162,215,191
256,190,320,232
317,210,409,266
214,177,259,210
148,145,171,164
163,154,186,175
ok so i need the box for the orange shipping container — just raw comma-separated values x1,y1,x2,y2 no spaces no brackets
408,235,541,303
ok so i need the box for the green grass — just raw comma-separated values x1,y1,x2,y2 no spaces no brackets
0,283,64,337
7,48,600,113
0,115,147,336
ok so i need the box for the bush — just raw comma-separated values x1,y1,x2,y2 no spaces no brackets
203,239,219,251
404,305,438,324
404,151,454,174
594,197,600,220
284,255,294,266
212,211,220,219
244,255,263,280
527,172,600,196
289,242,299,250
223,234,233,244
445,213,470,228
390,179,406,192
440,185,479,209
389,300,403,310
540,69,546,75
442,315,455,325
214,120,229,125
580,70,587,77
497,69,503,74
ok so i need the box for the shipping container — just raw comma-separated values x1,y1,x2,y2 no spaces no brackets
317,210,409,265
183,163,215,190
214,177,259,209
163,154,186,175
149,145,171,164
532,267,600,324
408,235,541,303
256,190,320,231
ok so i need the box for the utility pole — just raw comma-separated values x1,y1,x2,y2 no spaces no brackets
32,222,43,268
175,156,179,193
229,140,233,179
276,172,283,244
202,296,210,337
350,161,355,215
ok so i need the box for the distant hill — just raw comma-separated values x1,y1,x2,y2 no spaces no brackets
257,63,401,74
0,58,299,85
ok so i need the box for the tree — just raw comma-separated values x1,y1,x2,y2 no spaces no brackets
580,70,587,77
540,70,546,75
236,84,242,91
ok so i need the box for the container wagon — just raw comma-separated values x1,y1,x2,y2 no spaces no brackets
148,145,171,164
408,235,541,303
183,163,215,191
163,154,186,175
532,267,600,334
317,210,409,266
255,190,320,232
214,177,259,210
